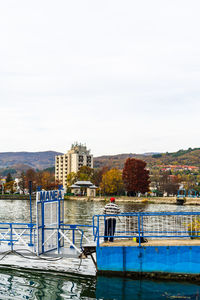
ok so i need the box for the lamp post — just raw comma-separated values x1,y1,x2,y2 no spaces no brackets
1,182,4,195
28,181,34,246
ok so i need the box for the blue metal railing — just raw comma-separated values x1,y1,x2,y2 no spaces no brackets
1,212,200,253
59,224,96,250
93,212,200,246
0,222,37,251
0,222,97,253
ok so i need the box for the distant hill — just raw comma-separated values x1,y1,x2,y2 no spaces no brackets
0,151,62,172
94,148,200,170
0,148,199,176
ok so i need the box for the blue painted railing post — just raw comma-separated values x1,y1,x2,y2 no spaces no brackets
69,225,76,248
141,215,144,239
57,228,60,254
97,216,100,247
72,229,75,245
57,188,61,253
138,213,141,247
28,181,34,246
10,224,13,251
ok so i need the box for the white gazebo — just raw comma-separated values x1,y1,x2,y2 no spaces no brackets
70,181,97,197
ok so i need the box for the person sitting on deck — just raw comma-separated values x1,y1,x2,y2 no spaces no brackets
103,197,120,242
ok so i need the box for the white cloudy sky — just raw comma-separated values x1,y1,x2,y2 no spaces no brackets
0,0,200,156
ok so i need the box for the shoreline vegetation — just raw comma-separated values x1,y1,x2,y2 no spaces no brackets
0,194,199,205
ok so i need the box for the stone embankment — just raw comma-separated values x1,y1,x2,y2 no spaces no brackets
64,196,200,205
0,194,199,205
0,194,36,200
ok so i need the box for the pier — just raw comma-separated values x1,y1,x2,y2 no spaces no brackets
0,189,200,280
94,211,200,280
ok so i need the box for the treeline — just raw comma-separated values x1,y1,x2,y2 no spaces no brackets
150,169,200,196
2,159,149,196
3,157,199,197
1,169,59,194
67,158,150,196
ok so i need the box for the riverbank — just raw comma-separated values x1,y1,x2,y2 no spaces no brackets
65,195,200,205
0,194,199,205
0,194,36,200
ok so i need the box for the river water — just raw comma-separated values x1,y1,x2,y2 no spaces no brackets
0,199,200,299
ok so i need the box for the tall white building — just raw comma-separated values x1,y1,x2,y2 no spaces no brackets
55,143,93,188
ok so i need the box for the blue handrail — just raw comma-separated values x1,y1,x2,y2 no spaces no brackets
93,212,200,247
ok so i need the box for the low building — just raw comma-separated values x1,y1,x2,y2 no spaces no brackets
70,181,97,197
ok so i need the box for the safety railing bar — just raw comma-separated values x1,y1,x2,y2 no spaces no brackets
0,222,36,226
142,235,198,238
0,229,11,240
12,228,34,250
13,228,27,245
97,234,197,239
139,230,197,233
94,212,200,218
42,230,57,246
77,229,91,243
0,228,36,232
61,224,94,227
141,212,200,216
98,233,200,237
58,229,81,253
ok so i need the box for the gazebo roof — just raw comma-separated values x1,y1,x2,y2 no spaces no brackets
70,184,80,188
89,185,97,189
74,181,93,187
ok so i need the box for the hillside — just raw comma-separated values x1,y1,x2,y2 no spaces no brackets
94,148,200,170
0,151,62,171
0,148,199,176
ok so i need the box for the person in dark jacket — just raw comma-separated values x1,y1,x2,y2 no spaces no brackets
103,197,120,242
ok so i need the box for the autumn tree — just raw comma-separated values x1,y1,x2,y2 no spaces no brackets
100,168,123,195
159,172,180,196
159,171,170,194
77,166,94,181
150,168,161,190
36,170,58,190
19,172,26,194
67,172,78,187
25,169,37,191
183,174,197,191
40,171,52,190
4,181,15,194
36,171,43,187
122,158,150,196
92,166,109,187
6,173,13,183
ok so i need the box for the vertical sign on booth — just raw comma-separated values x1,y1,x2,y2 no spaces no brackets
36,188,64,255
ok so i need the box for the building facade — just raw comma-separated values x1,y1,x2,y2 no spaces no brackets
55,143,93,188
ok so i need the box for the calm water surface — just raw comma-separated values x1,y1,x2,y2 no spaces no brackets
0,199,200,299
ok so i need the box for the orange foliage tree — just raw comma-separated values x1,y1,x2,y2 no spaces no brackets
100,168,123,195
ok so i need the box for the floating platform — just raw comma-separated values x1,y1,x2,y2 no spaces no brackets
0,247,96,276
1,190,200,281
97,240,200,281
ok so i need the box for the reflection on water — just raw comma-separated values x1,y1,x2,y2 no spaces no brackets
96,276,200,300
0,268,96,299
0,268,200,300
0,199,200,299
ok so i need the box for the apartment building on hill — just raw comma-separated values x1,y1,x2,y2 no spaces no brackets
55,143,93,188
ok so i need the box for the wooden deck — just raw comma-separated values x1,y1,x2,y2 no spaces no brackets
101,238,200,247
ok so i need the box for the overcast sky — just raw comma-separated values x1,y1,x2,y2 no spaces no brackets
0,1,200,156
